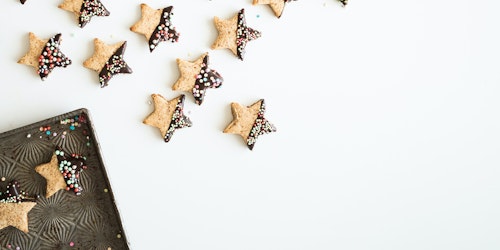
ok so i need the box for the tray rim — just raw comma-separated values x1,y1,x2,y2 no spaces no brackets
0,108,130,249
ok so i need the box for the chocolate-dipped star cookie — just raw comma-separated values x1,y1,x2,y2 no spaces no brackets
0,180,37,233
59,0,110,28
83,38,133,88
224,99,276,150
339,0,348,6
20,0,26,4
36,147,87,196
143,94,192,143
211,8,261,60
130,4,180,52
253,0,297,18
18,33,72,81
35,152,68,198
173,52,223,105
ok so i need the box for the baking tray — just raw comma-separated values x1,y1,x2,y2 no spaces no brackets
0,109,129,250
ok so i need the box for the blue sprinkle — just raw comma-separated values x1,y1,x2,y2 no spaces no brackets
70,125,75,131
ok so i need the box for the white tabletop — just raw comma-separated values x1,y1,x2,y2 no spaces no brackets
1,0,500,249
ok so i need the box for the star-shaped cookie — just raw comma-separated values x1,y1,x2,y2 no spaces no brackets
0,181,37,233
172,52,223,105
34,152,67,198
143,94,192,143
20,0,26,4
130,4,180,52
83,38,133,88
59,0,110,28
253,0,297,18
211,8,261,60
339,0,348,6
18,33,72,81
224,99,276,150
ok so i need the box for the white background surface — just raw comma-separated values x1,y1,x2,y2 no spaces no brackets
1,0,500,249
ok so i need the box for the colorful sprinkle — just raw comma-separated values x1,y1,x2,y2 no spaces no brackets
164,95,192,142
55,147,88,195
149,6,179,52
0,180,37,203
98,42,132,88
193,54,223,105
37,34,71,81
246,100,276,150
236,9,261,60
79,0,110,28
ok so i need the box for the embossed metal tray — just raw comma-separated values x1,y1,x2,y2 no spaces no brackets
0,109,129,249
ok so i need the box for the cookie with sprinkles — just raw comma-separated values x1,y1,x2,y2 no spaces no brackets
172,52,223,105
143,94,192,143
130,4,180,52
59,0,110,28
253,0,298,18
211,8,261,60
0,180,37,233
83,38,133,88
35,147,88,196
223,99,276,150
18,33,72,81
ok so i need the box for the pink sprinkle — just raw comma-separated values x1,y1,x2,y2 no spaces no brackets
69,242,74,247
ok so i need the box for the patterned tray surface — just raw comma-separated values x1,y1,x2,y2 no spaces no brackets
0,109,128,250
